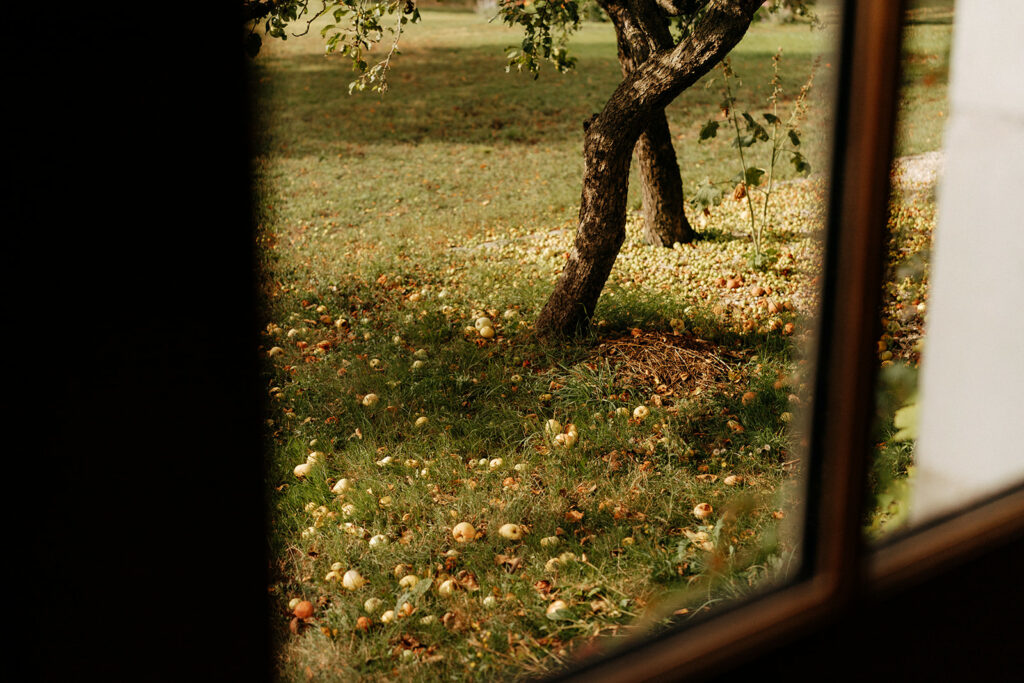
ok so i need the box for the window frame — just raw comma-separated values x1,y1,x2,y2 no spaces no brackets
549,1,1024,680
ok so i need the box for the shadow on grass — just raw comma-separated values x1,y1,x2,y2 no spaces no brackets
251,43,828,156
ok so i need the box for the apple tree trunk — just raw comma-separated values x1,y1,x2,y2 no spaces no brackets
535,0,761,336
606,0,696,247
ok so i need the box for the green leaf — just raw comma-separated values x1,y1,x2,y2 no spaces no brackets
394,575,433,612
742,114,768,141
244,33,262,58
744,167,766,186
732,133,757,148
547,607,573,621
692,181,723,210
893,402,919,442
790,152,811,175
698,120,719,140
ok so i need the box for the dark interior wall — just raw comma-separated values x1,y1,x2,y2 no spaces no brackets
13,7,268,680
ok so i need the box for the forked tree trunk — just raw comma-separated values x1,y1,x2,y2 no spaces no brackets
604,0,696,247
535,0,761,336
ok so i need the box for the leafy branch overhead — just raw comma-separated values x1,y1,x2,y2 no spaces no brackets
244,0,819,92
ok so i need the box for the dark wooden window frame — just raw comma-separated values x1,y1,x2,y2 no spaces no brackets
551,1,1024,680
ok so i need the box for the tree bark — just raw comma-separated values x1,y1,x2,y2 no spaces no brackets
635,111,696,245
535,0,762,337
604,0,696,247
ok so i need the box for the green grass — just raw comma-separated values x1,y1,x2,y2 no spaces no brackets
254,9,949,680
252,11,839,249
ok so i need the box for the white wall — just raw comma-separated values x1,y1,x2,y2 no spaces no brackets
910,0,1024,523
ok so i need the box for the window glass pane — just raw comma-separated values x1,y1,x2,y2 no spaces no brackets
250,1,838,677
867,0,1024,539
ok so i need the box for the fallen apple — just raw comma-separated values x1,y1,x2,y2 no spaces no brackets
293,600,314,619
693,503,714,519
342,569,366,590
293,463,312,478
452,522,476,543
398,575,419,589
633,405,650,420
362,393,379,407
545,600,569,620
498,523,523,540
332,478,351,494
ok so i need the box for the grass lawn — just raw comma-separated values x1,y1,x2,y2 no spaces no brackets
252,8,949,680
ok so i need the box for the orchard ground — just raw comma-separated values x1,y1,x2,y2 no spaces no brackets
253,8,948,681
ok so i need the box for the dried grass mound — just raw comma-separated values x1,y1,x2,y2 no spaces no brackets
594,329,739,401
